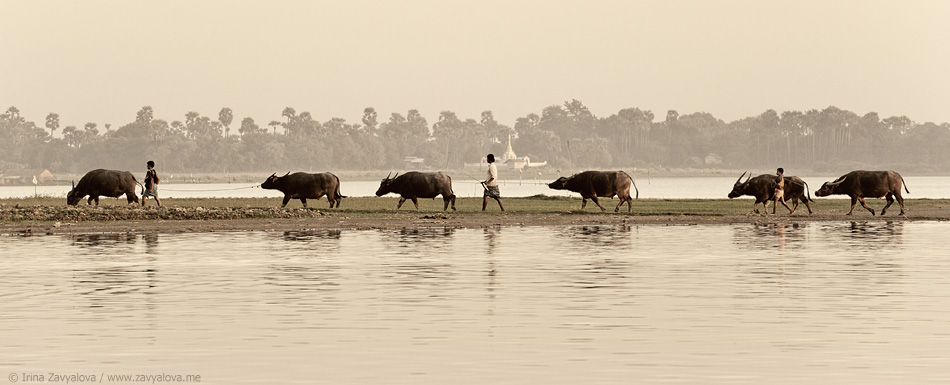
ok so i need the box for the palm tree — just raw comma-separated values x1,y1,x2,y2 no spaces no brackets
282,107,296,136
45,112,60,138
219,107,233,138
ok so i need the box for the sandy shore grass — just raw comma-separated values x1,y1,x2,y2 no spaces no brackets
2,196,948,236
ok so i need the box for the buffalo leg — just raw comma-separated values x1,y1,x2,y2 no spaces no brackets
881,194,893,216
896,193,906,216
802,197,814,215
591,195,606,212
450,195,456,211
281,196,291,208
411,198,420,210
580,198,588,210
397,197,407,209
442,195,456,211
300,198,308,208
855,196,875,216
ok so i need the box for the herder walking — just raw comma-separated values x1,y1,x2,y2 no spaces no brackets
482,154,505,212
142,160,162,207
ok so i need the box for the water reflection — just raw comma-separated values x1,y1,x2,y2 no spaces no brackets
375,227,458,287
555,225,633,250
378,227,457,244
281,229,342,241
5,223,950,384
733,223,807,251
820,221,904,250
69,233,138,248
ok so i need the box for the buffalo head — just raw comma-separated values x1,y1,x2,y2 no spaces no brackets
547,176,570,190
261,172,290,190
727,171,751,199
261,173,279,189
66,180,81,206
815,176,847,197
375,172,398,196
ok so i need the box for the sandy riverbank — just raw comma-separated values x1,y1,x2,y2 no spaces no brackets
2,197,947,236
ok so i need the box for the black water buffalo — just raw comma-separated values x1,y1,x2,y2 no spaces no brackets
547,170,639,212
375,171,456,211
67,169,140,206
261,172,344,208
728,172,813,214
815,170,909,216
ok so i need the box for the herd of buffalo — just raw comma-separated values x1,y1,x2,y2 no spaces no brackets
65,168,910,216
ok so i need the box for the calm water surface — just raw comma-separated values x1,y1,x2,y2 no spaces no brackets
1,222,949,384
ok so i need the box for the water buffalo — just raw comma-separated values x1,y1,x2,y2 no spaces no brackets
261,172,344,208
67,169,140,206
815,170,909,216
375,171,456,211
728,172,813,214
547,170,639,212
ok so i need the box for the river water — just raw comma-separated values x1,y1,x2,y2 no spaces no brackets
3,176,950,199
2,222,949,384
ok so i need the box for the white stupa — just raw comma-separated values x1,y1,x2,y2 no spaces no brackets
501,135,518,162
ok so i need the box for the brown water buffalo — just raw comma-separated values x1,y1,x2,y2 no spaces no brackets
815,170,909,216
375,171,456,211
67,169,140,206
727,172,813,214
547,170,639,212
261,172,344,208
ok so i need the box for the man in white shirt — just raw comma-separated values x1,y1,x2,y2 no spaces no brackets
482,153,505,211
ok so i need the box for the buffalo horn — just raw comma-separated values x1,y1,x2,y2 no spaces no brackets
284,172,290,176
393,172,399,179
829,176,847,186
735,171,747,185
71,180,75,190
386,172,392,180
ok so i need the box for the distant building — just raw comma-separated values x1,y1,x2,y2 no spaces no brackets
465,135,547,170
704,153,723,166
0,169,54,185
403,156,425,169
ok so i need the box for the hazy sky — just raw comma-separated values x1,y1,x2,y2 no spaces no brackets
3,1,948,132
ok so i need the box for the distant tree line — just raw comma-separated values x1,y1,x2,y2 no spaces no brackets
2,101,949,176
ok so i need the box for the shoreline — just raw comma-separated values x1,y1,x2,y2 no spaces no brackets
2,197,947,236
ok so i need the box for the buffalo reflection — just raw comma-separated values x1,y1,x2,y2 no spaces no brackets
66,233,163,254
375,227,458,286
378,227,456,246
281,229,342,241
555,225,632,250
733,223,807,251
819,221,904,250
69,233,137,248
